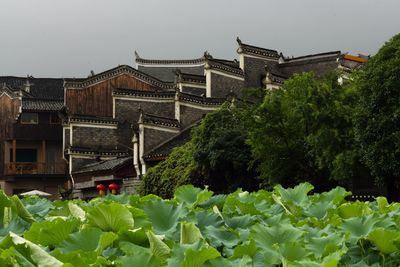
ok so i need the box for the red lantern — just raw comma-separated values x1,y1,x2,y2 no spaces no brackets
96,184,106,196
108,183,120,195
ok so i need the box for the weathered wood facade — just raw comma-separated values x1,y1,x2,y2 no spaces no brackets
0,78,68,198
0,92,21,179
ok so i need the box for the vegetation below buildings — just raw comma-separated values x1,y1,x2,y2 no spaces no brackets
140,33,400,200
2,183,400,266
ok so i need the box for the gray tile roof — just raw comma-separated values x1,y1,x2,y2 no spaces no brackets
64,65,175,90
0,76,64,100
22,99,64,111
73,156,132,174
175,70,206,84
204,54,244,77
237,37,280,59
113,88,176,98
142,113,180,128
179,92,226,106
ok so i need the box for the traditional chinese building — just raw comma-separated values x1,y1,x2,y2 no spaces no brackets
0,77,68,198
0,38,367,199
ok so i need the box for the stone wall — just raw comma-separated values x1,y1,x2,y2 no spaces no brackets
244,57,277,88
115,99,175,124
210,73,244,98
72,126,118,149
179,104,212,128
143,127,178,154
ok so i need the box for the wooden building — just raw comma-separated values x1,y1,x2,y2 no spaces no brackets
0,77,68,198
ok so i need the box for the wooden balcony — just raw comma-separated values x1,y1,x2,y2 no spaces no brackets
13,124,62,141
4,162,67,175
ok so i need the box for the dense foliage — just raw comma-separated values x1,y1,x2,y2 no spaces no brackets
141,33,400,198
140,103,257,198
2,185,400,266
247,72,367,190
354,33,400,195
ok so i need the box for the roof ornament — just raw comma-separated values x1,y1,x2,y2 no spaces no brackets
134,50,140,59
24,76,31,93
278,52,285,64
236,37,242,45
203,51,212,59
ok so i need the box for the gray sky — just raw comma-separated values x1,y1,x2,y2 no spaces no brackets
0,0,399,78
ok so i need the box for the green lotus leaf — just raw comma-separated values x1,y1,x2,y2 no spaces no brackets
24,217,79,247
175,185,213,207
181,222,203,244
279,242,309,262
147,230,171,259
117,251,163,267
22,196,54,221
367,227,400,254
203,225,239,249
9,232,63,267
193,210,224,230
274,182,314,204
10,196,35,223
251,222,304,248
180,245,220,267
67,202,85,221
338,202,372,219
341,215,377,241
87,202,134,232
143,199,186,236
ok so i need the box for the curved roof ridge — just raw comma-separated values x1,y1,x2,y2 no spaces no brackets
135,51,205,65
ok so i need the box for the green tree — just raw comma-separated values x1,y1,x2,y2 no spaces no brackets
248,72,363,190
191,103,258,193
140,100,260,197
354,33,400,199
138,142,197,198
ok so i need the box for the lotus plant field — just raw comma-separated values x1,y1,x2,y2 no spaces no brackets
1,183,400,266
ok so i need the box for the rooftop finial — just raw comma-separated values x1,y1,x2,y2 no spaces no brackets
236,37,242,45
134,50,140,59
203,51,212,59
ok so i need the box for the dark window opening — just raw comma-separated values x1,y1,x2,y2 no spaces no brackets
20,113,38,124
49,113,61,124
16,149,37,162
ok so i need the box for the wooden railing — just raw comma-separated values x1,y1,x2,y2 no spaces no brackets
5,162,67,175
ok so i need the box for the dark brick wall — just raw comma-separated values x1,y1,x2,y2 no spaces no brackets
115,99,175,124
280,60,339,78
143,127,177,154
64,128,70,149
182,86,206,96
72,126,118,149
210,73,244,98
244,57,277,88
179,104,212,128
138,66,204,82
71,157,97,172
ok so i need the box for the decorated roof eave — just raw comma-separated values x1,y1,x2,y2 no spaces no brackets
68,116,119,126
64,65,174,89
236,37,280,59
112,88,176,98
204,60,244,78
141,113,180,128
135,51,206,66
67,148,129,157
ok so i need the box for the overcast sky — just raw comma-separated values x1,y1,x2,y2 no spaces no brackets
0,0,399,78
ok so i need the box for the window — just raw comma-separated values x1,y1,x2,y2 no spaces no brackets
49,113,61,124
16,149,37,162
20,113,38,124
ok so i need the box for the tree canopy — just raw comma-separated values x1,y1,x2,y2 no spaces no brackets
247,72,365,191
354,33,400,196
